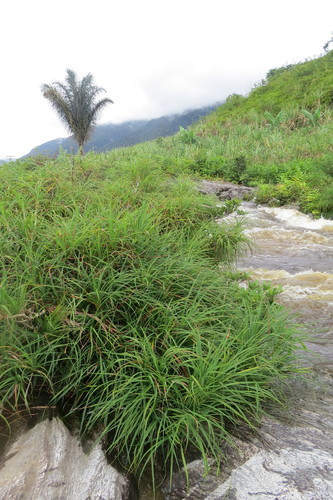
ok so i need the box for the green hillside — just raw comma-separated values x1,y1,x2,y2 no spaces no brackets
115,50,332,217
210,50,333,121
193,50,333,216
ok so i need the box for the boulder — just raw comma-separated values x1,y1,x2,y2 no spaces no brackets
0,418,131,500
197,180,254,200
163,390,333,500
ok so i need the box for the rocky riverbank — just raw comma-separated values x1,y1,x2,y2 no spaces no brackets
163,202,333,499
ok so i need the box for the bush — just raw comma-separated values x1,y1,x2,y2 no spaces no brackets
178,126,197,144
0,154,302,488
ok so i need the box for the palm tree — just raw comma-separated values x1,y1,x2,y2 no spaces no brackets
41,69,113,154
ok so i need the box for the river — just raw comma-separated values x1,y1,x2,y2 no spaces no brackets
237,202,333,375
158,202,333,500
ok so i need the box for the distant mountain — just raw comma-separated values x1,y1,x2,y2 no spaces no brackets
23,104,221,157
0,159,11,165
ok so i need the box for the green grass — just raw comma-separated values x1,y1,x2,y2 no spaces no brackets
117,114,333,216
2,50,331,491
0,154,302,488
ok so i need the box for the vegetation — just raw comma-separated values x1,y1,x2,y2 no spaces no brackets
39,52,333,216
4,48,332,491
193,50,333,216
41,69,113,154
0,153,301,489
110,51,332,218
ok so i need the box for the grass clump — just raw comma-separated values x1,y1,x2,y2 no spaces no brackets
0,154,302,486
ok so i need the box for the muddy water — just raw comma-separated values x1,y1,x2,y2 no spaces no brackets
237,202,333,374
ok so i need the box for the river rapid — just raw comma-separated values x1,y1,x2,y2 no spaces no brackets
236,202,333,375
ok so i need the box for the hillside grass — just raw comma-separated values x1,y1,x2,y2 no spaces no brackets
119,51,333,218
0,154,302,487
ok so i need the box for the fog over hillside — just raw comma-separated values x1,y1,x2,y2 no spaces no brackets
23,103,220,157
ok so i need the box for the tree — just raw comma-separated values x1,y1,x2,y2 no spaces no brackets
323,32,333,53
41,69,113,154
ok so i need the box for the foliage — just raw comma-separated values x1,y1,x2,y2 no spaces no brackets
5,46,332,490
301,107,322,127
208,51,333,120
178,126,197,144
264,111,285,128
129,51,333,217
41,69,113,154
35,52,333,218
0,155,301,489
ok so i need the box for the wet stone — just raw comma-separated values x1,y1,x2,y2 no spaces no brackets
197,180,254,200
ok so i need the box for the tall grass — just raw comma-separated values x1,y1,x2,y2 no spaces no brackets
124,108,333,216
0,155,302,487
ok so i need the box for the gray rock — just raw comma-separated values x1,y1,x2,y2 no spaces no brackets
0,418,130,500
197,180,254,200
164,415,333,500
205,448,333,500
162,438,261,500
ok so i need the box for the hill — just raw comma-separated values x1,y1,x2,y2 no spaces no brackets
209,53,333,123
20,52,333,217
193,51,333,216
24,103,220,157
136,50,333,217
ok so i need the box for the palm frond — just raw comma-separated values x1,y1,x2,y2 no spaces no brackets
89,98,114,124
41,86,74,132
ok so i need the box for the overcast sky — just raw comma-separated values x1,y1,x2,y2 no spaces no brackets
1,0,332,158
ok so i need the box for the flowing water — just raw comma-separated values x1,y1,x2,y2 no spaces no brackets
160,204,333,500
237,202,333,374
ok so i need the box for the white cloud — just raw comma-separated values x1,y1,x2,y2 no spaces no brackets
1,0,332,158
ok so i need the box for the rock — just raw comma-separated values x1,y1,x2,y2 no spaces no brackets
163,391,333,500
162,438,261,500
0,418,131,500
197,180,254,201
204,448,333,500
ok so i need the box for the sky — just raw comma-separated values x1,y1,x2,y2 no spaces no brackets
1,0,332,159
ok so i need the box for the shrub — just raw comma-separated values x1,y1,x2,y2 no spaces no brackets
0,156,302,488
178,126,197,144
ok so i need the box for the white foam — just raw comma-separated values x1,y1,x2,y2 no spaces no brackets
260,207,333,231
244,226,333,246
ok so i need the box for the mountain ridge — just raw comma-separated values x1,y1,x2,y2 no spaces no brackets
24,103,221,158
